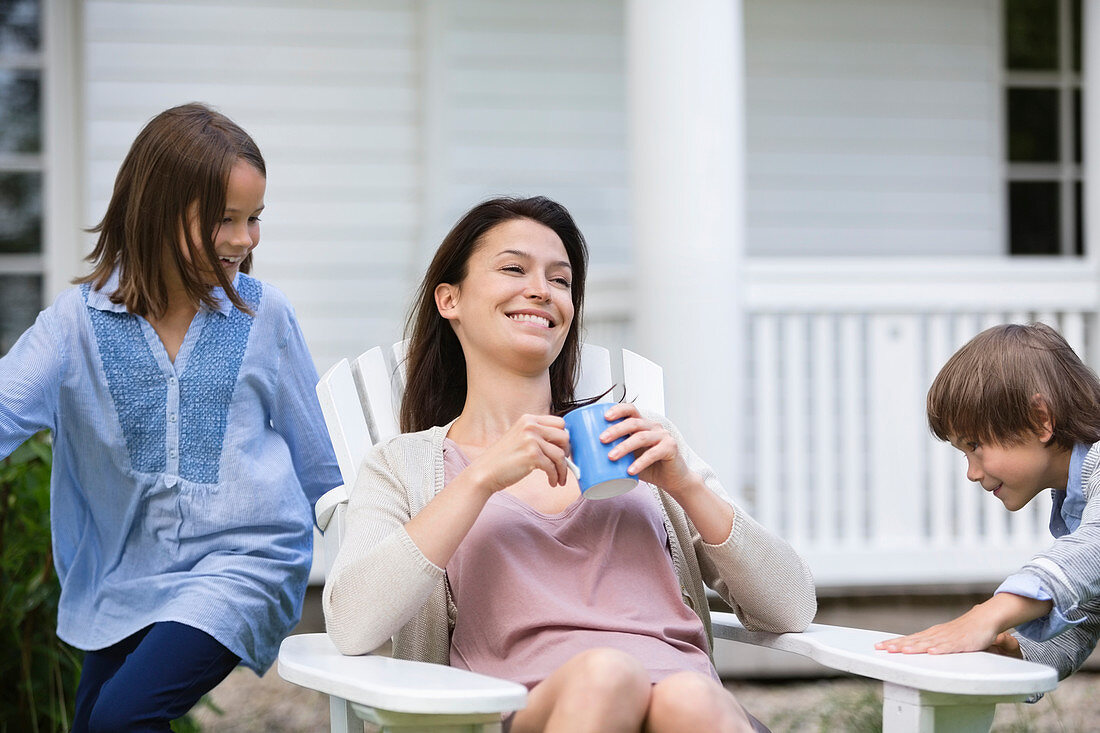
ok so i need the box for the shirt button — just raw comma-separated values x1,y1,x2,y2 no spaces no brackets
170,449,177,458
169,414,177,422
169,377,177,385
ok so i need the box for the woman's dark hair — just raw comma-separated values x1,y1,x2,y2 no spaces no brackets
76,102,266,317
401,196,590,432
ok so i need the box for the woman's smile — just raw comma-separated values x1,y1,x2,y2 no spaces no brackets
507,310,555,329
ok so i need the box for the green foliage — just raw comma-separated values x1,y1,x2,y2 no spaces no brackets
0,434,211,732
0,433,80,733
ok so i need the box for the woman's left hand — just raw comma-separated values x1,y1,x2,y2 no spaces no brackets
599,403,699,498
599,403,735,545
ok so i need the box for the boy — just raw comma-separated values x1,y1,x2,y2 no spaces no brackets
876,323,1100,680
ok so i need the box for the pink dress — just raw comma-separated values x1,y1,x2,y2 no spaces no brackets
443,439,717,690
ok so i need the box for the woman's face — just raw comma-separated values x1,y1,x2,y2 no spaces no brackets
435,217,575,373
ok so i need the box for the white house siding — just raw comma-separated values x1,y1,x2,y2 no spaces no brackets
82,0,422,372
79,0,634,369
77,0,1011,366
745,0,1003,256
433,0,628,256
425,0,632,350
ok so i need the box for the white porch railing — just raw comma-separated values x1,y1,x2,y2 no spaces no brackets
586,257,1100,590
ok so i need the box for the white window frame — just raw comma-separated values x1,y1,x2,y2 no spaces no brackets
42,0,82,299
0,0,81,329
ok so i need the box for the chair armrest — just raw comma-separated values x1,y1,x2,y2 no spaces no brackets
278,633,527,716
710,612,1057,698
315,484,349,533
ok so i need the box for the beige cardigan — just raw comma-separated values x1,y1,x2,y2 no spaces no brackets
323,416,817,666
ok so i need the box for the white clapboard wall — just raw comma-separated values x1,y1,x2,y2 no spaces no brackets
421,0,633,351
744,0,1002,257
81,0,637,371
423,0,630,267
82,0,423,373
80,0,1010,369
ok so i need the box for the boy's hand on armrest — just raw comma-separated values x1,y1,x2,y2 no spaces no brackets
874,593,1050,655
874,606,1002,654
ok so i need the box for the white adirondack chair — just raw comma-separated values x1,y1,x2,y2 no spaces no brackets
278,343,1058,733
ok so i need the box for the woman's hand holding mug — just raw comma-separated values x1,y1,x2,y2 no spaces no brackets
598,403,698,499
466,414,573,493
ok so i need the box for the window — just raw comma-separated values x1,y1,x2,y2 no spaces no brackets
0,0,43,354
1004,0,1083,255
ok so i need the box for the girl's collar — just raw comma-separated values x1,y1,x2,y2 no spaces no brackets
85,267,242,316
84,268,127,313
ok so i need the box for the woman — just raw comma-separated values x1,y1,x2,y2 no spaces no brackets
323,196,816,732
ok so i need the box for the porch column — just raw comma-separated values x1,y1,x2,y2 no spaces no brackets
1086,0,1100,365
626,0,745,491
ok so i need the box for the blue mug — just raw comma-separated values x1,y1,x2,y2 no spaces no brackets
563,403,638,500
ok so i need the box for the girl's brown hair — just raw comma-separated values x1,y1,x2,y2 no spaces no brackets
76,103,266,317
927,322,1100,449
400,196,590,432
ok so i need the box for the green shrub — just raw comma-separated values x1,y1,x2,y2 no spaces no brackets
0,433,80,733
0,434,211,732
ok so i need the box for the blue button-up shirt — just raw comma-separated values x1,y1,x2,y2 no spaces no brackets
0,271,340,672
996,442,1090,641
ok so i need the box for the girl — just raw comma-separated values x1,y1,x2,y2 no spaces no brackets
323,196,816,733
0,103,340,732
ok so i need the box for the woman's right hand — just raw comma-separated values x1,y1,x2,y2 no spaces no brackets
405,414,571,568
467,414,573,493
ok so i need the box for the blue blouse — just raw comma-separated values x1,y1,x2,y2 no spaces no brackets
0,271,340,672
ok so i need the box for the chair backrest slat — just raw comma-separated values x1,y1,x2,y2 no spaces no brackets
575,343,614,403
622,348,665,416
316,359,371,488
352,347,401,444
391,340,409,388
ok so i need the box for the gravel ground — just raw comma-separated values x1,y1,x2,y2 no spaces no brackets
191,666,1100,732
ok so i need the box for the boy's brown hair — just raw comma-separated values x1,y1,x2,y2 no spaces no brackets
928,322,1100,449
76,103,266,317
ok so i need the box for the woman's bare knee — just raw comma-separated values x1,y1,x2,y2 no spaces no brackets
515,648,650,733
646,672,753,733
570,648,650,696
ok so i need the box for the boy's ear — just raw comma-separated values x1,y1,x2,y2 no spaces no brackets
434,283,459,321
1031,393,1055,443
